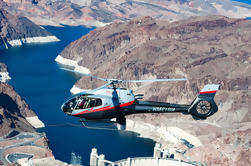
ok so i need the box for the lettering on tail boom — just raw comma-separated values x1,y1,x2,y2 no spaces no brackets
152,107,176,112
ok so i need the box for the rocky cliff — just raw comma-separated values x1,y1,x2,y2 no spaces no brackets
57,16,251,165
0,62,11,82
2,0,251,27
0,63,7,72
0,83,35,137
0,64,66,164
0,8,59,50
0,83,72,165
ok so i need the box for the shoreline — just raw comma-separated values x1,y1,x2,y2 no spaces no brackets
70,85,85,94
31,18,109,28
0,83,63,165
25,116,45,129
55,55,91,75
126,119,202,148
0,36,60,50
0,72,11,83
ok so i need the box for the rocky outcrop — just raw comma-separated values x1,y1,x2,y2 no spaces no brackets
186,128,251,166
0,83,72,165
55,55,91,74
2,0,251,27
58,16,251,165
0,8,59,50
0,83,37,136
0,63,11,82
0,63,7,72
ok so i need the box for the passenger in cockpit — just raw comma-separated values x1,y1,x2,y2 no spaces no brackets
77,98,87,109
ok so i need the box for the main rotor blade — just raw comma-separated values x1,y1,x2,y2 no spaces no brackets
60,67,187,85
60,67,108,82
122,78,187,83
93,82,112,91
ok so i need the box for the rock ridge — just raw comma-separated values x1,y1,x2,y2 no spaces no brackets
0,8,59,50
2,0,251,26
0,83,72,165
0,63,11,82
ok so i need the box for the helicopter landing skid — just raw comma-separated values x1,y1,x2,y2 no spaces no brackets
80,119,123,131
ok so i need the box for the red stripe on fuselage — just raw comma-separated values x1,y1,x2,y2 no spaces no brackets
200,90,217,94
72,101,134,116
119,101,134,107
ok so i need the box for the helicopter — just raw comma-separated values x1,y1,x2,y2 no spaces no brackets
61,70,219,130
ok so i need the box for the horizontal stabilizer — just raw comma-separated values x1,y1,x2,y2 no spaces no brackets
200,84,220,94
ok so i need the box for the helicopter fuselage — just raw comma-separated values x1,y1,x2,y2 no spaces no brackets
62,84,220,122
60,68,219,126
62,87,192,120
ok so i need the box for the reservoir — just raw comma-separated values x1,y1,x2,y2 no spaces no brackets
0,26,155,165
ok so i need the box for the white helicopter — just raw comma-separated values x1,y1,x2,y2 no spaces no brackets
61,69,219,130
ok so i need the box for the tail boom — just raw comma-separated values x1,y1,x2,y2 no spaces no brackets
131,101,190,114
124,84,220,119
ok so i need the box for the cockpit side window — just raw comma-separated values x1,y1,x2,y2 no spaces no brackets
90,99,96,108
76,97,102,109
96,99,102,107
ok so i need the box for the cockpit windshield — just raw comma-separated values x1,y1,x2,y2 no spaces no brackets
63,95,102,112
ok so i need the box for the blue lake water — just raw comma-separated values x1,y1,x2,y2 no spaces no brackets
0,26,155,165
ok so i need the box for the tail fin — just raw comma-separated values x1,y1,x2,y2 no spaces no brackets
199,84,219,98
189,84,220,119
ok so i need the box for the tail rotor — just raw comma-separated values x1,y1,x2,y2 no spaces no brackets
189,84,220,119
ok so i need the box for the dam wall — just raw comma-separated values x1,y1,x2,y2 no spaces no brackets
89,143,197,166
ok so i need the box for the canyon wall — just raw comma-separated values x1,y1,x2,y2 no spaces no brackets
0,8,59,50
57,16,251,165
2,0,251,26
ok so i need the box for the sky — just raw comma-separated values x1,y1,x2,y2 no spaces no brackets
232,0,251,5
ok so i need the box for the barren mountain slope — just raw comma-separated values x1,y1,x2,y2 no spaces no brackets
58,16,251,165
2,0,251,26
0,83,36,137
0,83,72,165
0,8,58,49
